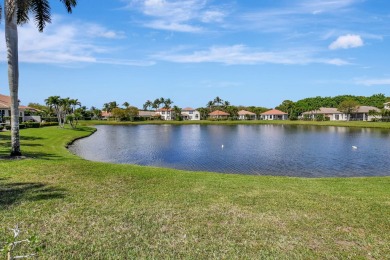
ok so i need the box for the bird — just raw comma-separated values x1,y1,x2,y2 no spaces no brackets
352,146,358,149
221,144,224,149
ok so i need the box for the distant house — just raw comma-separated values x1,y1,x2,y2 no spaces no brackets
138,110,157,120
0,94,39,123
209,110,229,119
261,109,288,120
156,108,175,120
181,107,200,120
350,106,381,121
384,102,390,110
302,106,382,121
101,111,112,120
302,107,347,121
238,110,256,120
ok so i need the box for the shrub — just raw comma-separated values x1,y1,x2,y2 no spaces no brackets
41,117,58,123
25,122,41,128
40,122,59,127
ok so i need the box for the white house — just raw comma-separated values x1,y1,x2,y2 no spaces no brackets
384,102,390,110
156,108,175,120
238,110,256,120
0,94,27,123
302,107,347,121
261,109,288,120
181,107,200,120
302,106,382,121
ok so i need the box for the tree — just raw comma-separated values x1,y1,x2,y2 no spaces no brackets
122,102,130,108
143,100,152,111
172,105,182,121
213,96,223,106
338,99,359,121
1,0,77,156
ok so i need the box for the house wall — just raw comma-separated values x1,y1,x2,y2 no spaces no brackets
182,110,200,120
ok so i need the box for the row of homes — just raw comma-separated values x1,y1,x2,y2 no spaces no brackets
208,109,288,120
0,94,40,123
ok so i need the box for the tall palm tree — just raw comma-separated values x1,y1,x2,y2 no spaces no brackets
2,0,77,156
213,96,223,107
122,102,130,108
163,98,173,120
143,100,152,111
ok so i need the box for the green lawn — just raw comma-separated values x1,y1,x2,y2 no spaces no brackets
0,126,389,258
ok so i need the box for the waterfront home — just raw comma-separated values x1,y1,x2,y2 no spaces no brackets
384,102,390,110
138,110,157,120
181,107,200,120
238,110,256,120
156,108,175,120
302,107,347,121
302,106,382,121
351,106,381,121
101,111,112,120
0,94,39,123
261,109,288,120
209,110,229,119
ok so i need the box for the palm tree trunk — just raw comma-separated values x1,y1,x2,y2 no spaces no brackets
5,0,22,156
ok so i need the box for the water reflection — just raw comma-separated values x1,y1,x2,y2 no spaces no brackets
69,125,390,177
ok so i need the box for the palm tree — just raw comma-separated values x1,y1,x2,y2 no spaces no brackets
163,98,173,120
45,95,61,126
143,100,152,111
213,96,223,107
153,98,161,111
122,102,130,108
206,101,214,111
2,0,77,156
223,101,230,109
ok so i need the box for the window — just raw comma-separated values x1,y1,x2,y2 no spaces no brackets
195,114,199,118
189,111,193,114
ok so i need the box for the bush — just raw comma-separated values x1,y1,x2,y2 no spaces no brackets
41,117,58,123
25,122,41,128
40,122,59,127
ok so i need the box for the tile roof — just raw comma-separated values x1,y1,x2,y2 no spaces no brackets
209,110,229,116
156,108,173,112
261,109,287,115
356,106,381,113
238,110,256,115
302,107,340,115
182,107,195,111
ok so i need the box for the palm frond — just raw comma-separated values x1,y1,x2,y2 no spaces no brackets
0,5,2,21
17,0,31,25
60,0,77,13
31,0,51,32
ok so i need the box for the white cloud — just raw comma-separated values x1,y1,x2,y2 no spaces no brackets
329,34,364,50
355,78,390,86
126,0,227,32
153,45,350,66
0,17,152,66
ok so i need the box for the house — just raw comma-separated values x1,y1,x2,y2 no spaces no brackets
261,109,288,120
384,102,390,110
138,110,158,120
101,111,112,120
181,107,200,121
350,106,381,121
208,110,229,119
301,107,347,121
238,110,256,120
302,106,382,121
156,108,175,120
0,94,33,123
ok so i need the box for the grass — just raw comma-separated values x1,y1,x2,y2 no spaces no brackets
0,126,389,258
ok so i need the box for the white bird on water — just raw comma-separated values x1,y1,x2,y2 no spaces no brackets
352,146,358,149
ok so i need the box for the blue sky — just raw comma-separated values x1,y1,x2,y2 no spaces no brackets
0,0,389,109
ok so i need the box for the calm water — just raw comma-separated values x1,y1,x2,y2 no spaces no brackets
69,124,390,177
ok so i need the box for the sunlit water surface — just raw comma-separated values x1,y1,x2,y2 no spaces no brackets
69,125,390,177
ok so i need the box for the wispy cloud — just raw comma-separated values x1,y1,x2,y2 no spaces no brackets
124,0,228,32
0,16,153,66
329,34,364,50
355,78,390,86
152,45,350,66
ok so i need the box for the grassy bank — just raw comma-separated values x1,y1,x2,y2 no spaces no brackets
1,126,389,258
81,119,390,129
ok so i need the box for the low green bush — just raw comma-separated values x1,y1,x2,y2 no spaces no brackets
40,122,59,127
25,122,41,128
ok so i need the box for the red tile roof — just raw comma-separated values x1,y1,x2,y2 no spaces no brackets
182,107,195,111
209,110,229,116
261,109,287,115
156,108,173,112
238,110,256,115
101,111,112,117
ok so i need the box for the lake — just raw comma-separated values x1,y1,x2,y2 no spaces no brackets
69,124,390,177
